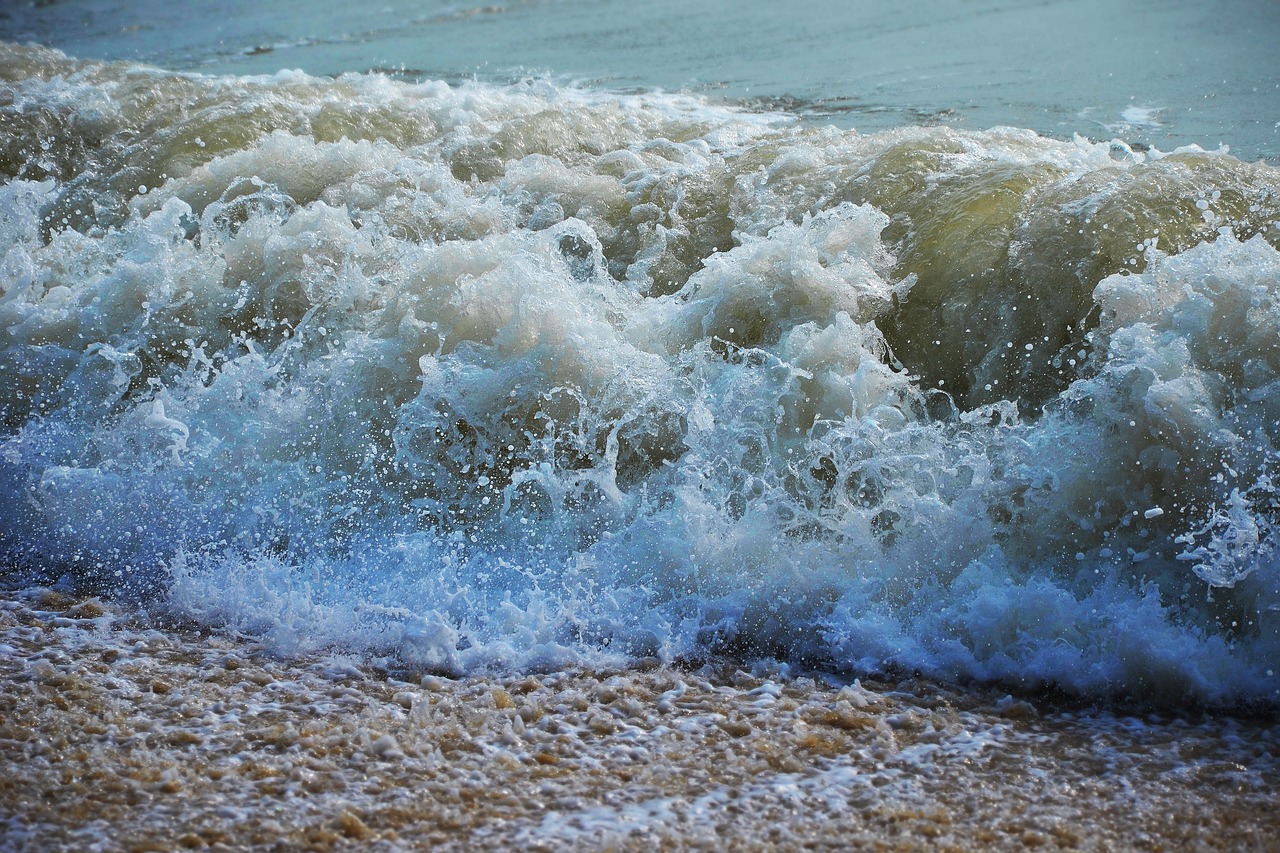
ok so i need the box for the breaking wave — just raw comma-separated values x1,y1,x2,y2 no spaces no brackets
3,44,1279,706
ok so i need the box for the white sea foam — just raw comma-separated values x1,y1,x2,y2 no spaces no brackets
1120,105,1163,128
1,46,1278,706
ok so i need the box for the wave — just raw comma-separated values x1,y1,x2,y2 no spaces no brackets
2,44,1279,706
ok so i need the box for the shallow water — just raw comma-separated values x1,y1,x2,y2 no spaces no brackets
2,7,1280,849
1,1,1279,712
0,38,1279,707
4,586,1278,851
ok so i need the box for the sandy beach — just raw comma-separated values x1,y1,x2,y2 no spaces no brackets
2,585,1276,852
4,4,1280,850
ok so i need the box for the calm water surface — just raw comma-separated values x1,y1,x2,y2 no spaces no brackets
3,0,1278,159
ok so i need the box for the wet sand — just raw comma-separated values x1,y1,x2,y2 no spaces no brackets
1,586,1277,852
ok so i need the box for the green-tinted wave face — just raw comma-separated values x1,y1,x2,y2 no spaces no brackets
737,131,1280,410
2,44,1279,706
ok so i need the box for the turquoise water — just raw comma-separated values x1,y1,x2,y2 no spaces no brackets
1,4,1279,708
4,0,1279,159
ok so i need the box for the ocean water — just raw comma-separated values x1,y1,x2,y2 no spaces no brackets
1,2,1279,710
4,0,1280,160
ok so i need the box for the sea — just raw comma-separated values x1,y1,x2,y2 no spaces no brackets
1,2,1279,847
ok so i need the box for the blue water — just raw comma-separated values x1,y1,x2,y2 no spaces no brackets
1,3,1279,708
3,0,1279,160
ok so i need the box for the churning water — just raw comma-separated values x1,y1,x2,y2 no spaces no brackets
1,1,1279,709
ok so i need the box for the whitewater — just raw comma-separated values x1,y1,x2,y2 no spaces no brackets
1,41,1277,710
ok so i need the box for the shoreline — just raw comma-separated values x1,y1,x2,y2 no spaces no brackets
3,586,1278,850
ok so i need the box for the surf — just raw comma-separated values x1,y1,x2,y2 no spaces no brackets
2,44,1278,707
